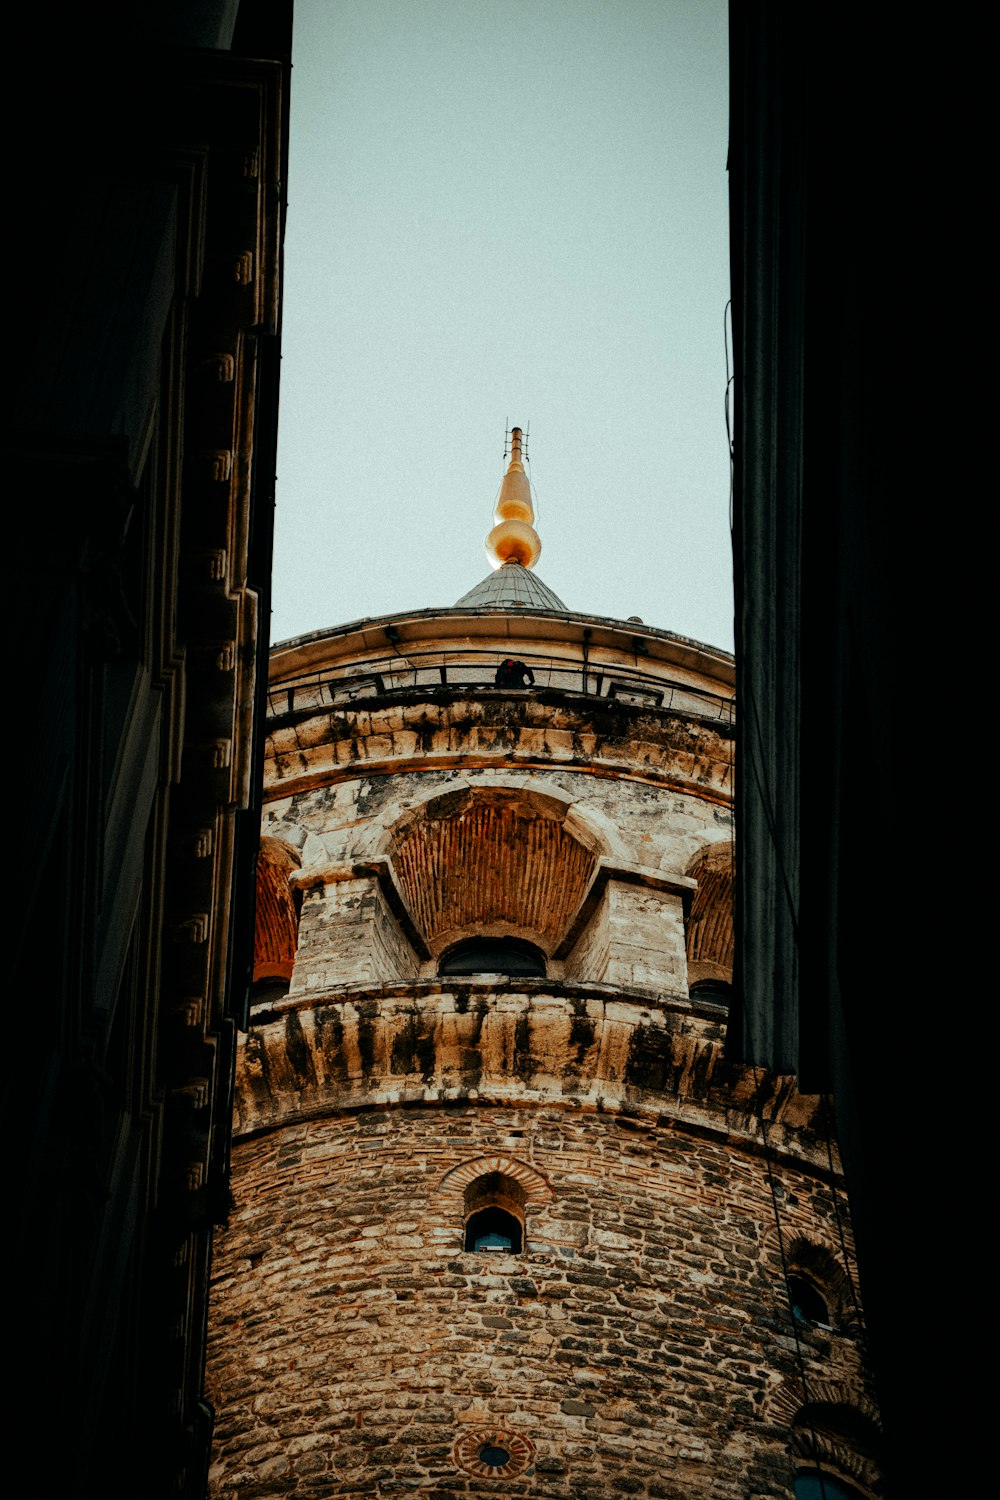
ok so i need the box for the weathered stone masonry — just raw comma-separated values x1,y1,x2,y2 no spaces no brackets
209,1102,870,1499
206,604,880,1499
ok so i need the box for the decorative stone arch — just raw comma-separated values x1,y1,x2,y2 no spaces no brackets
684,838,734,988
767,1381,884,1496
439,1154,553,1205
761,1226,858,1329
453,1428,535,1480
253,837,302,991
440,1156,552,1254
358,781,621,959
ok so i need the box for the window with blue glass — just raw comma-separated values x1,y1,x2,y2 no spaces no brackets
794,1471,867,1500
463,1171,526,1254
788,1273,830,1326
465,1206,523,1252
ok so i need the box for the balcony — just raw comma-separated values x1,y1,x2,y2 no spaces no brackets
267,643,734,727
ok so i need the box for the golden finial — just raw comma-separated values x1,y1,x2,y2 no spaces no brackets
485,426,542,569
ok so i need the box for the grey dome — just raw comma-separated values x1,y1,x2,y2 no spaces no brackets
454,559,567,612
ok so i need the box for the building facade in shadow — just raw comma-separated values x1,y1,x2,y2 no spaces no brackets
6,4,291,1494
728,5,971,1490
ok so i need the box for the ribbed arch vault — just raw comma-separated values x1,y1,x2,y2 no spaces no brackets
685,839,734,985
253,837,302,983
389,786,599,956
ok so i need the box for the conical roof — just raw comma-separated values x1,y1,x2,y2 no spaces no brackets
455,559,567,612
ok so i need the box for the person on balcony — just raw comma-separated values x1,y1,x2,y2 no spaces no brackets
495,658,535,688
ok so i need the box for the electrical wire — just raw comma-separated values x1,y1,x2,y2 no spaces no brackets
724,298,736,537
819,1093,867,1343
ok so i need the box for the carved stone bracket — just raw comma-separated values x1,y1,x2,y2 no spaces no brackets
290,855,431,960
554,857,697,959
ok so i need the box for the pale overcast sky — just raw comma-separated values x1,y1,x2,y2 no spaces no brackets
272,0,733,650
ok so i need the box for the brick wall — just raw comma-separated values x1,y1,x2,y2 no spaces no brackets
209,1098,875,1494
207,1102,874,1499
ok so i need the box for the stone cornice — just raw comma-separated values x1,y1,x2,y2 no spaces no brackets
270,608,735,687
235,979,833,1172
264,692,735,805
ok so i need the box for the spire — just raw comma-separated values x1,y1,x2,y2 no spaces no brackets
454,425,567,610
485,427,541,569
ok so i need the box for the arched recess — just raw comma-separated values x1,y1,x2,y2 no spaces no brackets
439,935,547,977
767,1382,883,1495
382,784,606,958
440,1157,552,1253
764,1231,857,1331
463,1174,526,1252
439,1155,553,1206
357,778,621,864
253,836,302,998
684,839,734,989
792,1402,884,1496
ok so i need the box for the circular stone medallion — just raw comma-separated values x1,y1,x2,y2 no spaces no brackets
453,1428,535,1478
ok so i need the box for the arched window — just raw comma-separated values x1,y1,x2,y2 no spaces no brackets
251,975,297,1007
440,936,546,978
795,1471,868,1500
782,1238,850,1331
790,1399,883,1498
465,1206,523,1252
788,1274,831,1326
463,1172,525,1254
689,977,732,1006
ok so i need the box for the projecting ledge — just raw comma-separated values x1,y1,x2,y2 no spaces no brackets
236,982,726,1136
233,981,828,1160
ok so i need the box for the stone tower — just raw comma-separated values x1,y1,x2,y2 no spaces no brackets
206,433,881,1499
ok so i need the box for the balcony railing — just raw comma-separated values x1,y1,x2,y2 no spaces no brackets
268,646,734,726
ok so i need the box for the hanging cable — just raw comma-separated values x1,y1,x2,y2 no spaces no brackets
724,298,736,536
743,1038,828,1496
819,1093,868,1345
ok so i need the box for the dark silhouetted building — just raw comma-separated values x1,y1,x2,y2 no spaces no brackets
729,6,974,1491
6,4,291,1494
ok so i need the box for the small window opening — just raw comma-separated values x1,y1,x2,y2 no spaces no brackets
478,1444,511,1468
440,936,546,977
463,1171,526,1254
465,1206,522,1253
251,977,292,1006
689,978,732,1005
788,1274,830,1326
